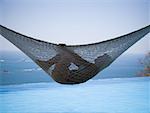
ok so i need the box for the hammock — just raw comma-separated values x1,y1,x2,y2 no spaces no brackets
0,25,150,84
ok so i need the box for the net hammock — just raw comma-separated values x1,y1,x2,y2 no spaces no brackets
0,25,150,84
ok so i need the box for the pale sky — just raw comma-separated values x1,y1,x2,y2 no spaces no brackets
0,0,149,54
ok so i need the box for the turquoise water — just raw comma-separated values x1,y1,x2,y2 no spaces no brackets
0,77,149,113
0,52,149,113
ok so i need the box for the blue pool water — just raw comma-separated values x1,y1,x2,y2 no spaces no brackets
0,52,149,113
0,77,149,113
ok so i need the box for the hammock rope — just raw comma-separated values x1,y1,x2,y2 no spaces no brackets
0,25,150,84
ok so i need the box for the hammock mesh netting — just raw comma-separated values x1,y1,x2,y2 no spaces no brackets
0,25,150,84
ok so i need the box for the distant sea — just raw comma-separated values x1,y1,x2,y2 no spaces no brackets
0,51,146,85
0,51,149,113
